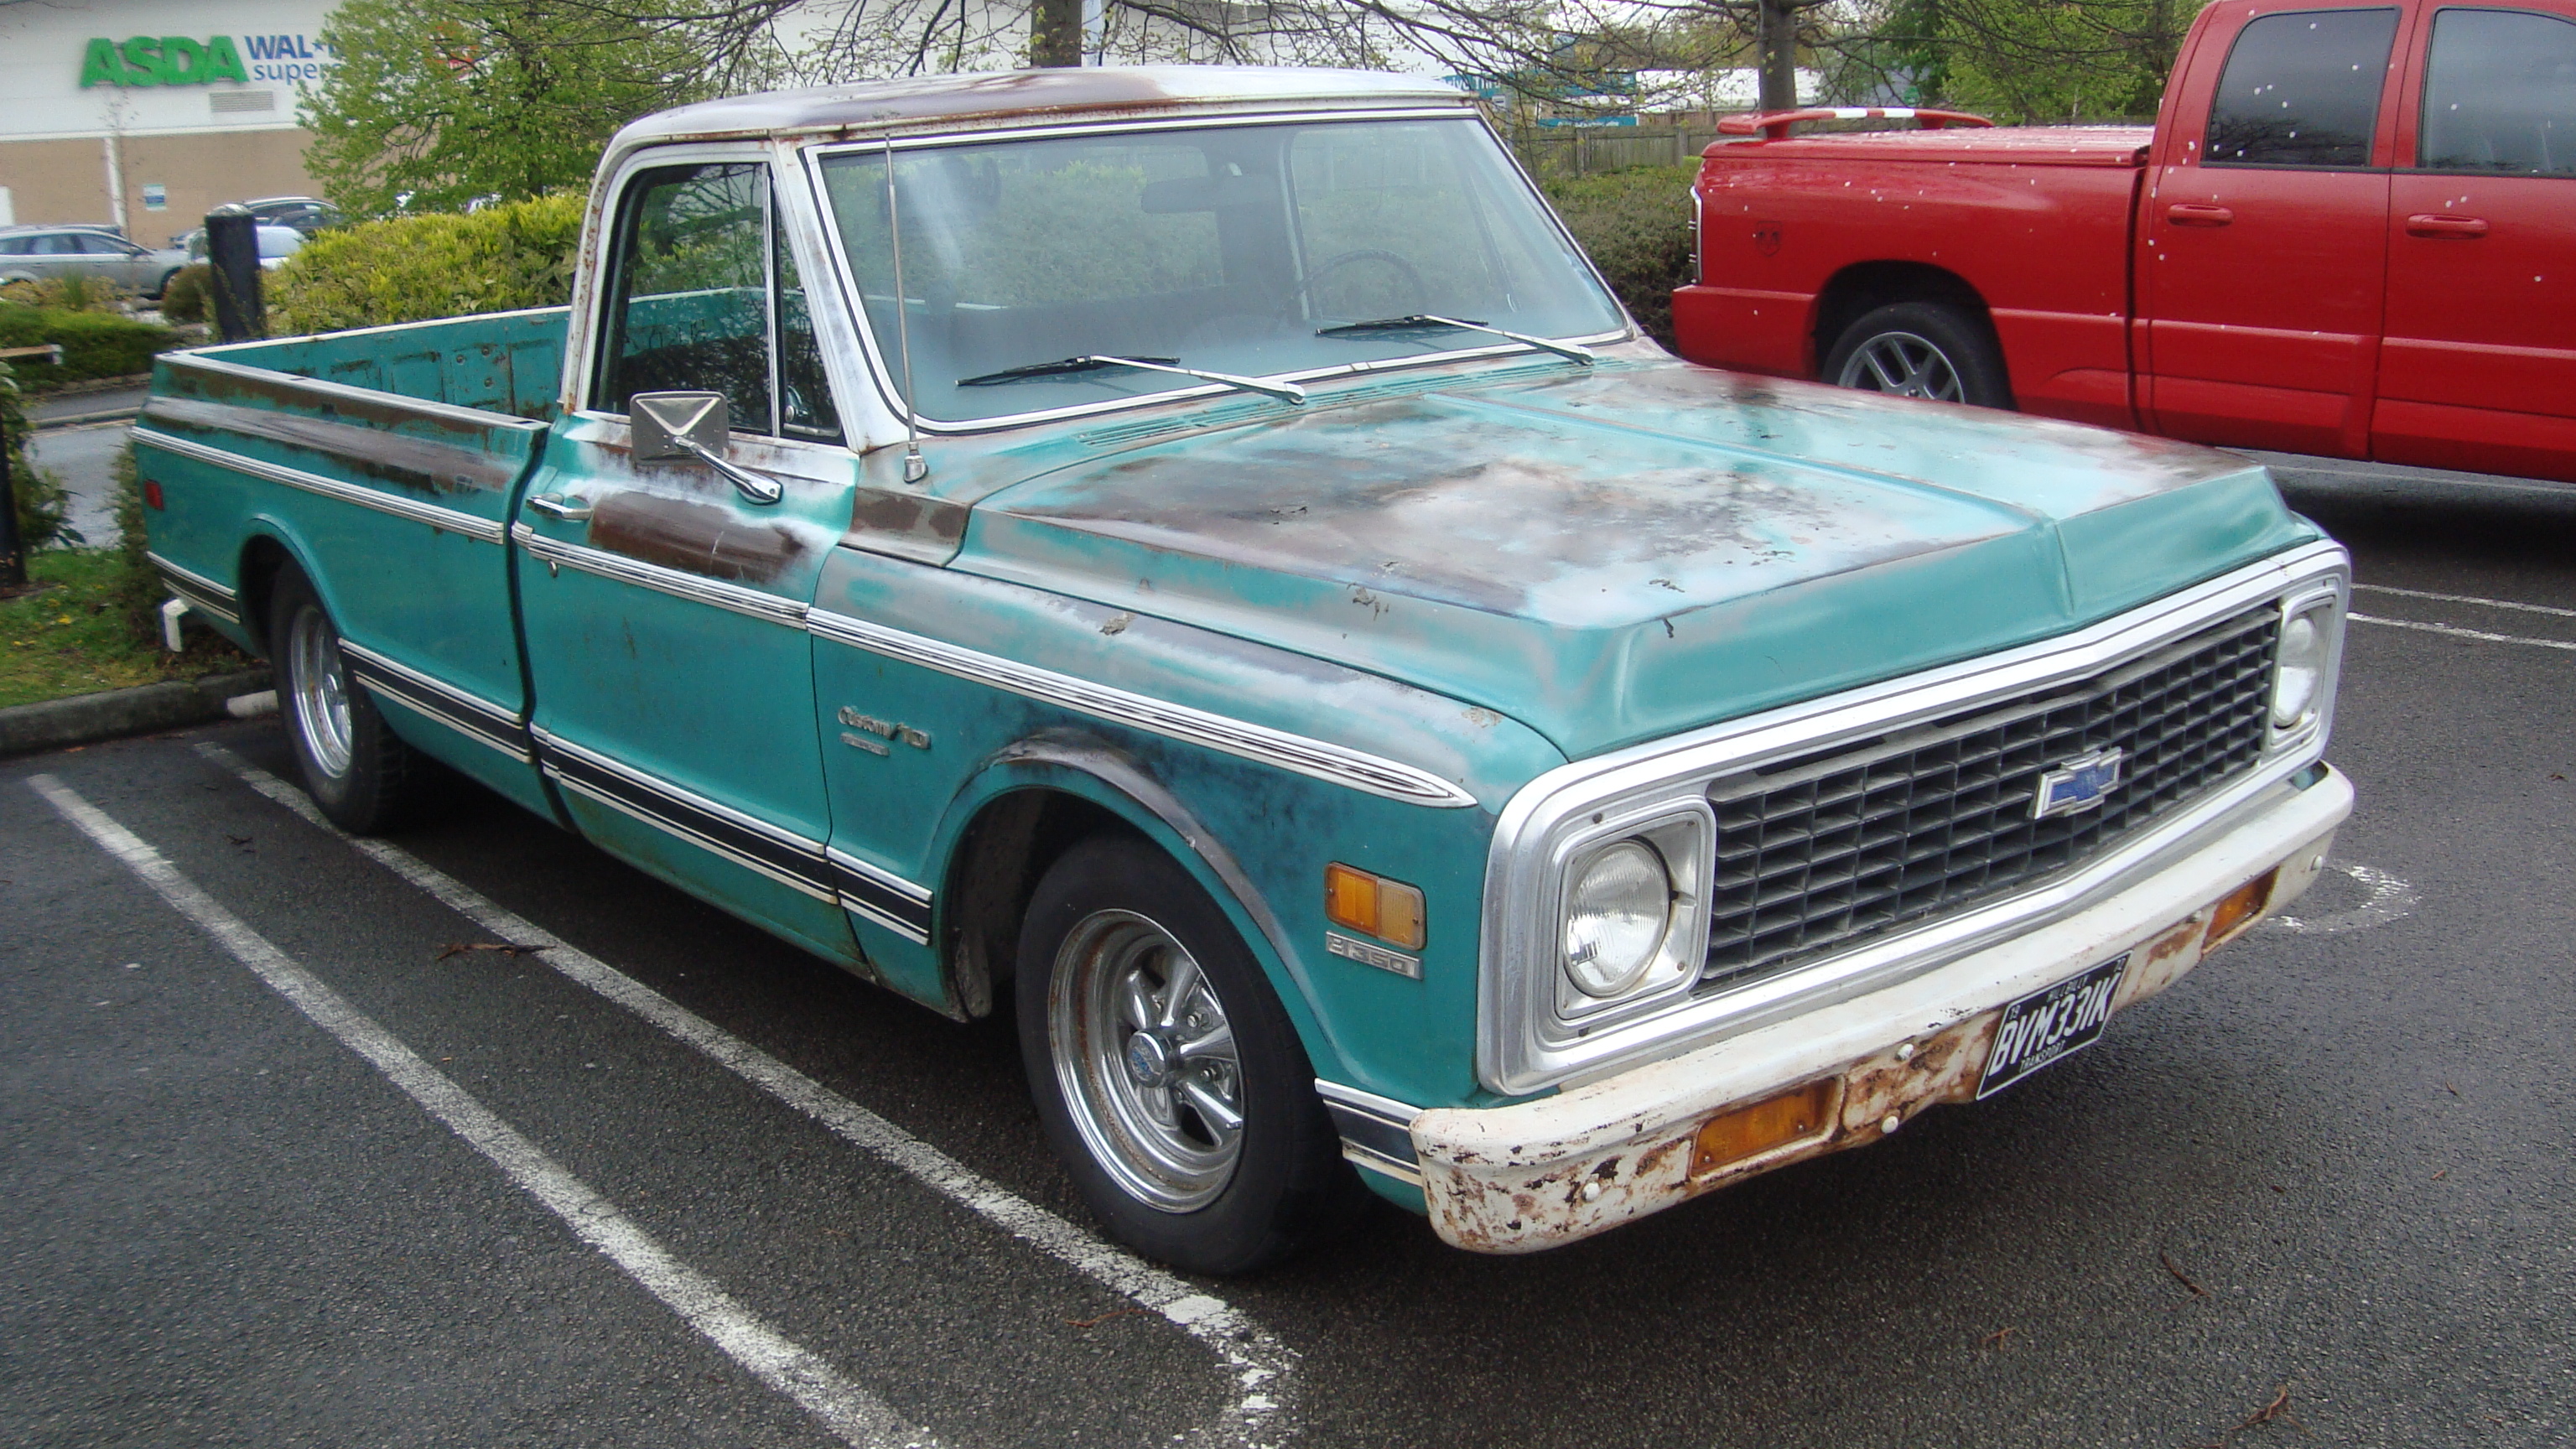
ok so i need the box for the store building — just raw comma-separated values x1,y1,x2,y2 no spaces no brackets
0,0,338,245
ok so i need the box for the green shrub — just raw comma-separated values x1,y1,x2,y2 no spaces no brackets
1541,165,1699,351
161,262,214,325
0,274,132,314
0,304,180,387
108,438,162,640
1,361,80,553
269,191,588,335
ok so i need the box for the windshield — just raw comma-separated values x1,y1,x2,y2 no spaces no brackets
817,117,1623,424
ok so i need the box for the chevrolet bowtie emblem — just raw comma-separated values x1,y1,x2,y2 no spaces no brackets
2033,746,2124,819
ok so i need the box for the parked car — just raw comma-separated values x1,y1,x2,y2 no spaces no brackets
0,224,189,297
179,223,307,270
1675,0,2576,485
134,67,2352,1272
237,195,345,234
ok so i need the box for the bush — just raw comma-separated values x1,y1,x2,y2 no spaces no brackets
0,304,179,388
1541,165,1699,351
161,262,214,325
0,273,131,314
1,361,80,553
269,191,587,335
109,438,160,638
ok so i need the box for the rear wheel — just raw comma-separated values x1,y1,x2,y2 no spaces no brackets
269,567,431,833
1823,300,2013,408
1017,834,1360,1274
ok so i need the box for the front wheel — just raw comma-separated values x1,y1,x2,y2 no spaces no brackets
1017,834,1361,1274
269,567,432,833
1822,300,2014,408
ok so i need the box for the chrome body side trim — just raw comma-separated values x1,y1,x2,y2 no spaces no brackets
134,427,507,544
146,551,241,623
804,606,1478,808
509,522,810,628
1478,540,2353,1096
1315,1079,1424,1183
336,640,534,763
528,727,939,935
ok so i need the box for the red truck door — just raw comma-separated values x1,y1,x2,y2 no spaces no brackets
2377,3,2576,482
2143,6,2407,456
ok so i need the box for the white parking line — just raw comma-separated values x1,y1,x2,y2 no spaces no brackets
2353,584,2576,620
195,743,1296,1449
27,774,938,1449
2347,611,2576,652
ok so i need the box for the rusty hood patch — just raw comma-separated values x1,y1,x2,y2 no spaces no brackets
958,361,2313,758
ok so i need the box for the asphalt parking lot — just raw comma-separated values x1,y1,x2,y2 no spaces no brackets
5,457,2571,1449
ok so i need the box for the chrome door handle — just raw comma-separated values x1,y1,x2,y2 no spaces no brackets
526,493,593,522
2166,203,2235,227
2406,212,2489,239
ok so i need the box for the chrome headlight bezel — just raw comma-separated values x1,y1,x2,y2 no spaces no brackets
2264,583,2346,755
1550,804,1712,1026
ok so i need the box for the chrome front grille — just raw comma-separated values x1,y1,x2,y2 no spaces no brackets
1699,607,2280,990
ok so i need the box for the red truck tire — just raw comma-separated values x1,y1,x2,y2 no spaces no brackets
1820,301,2014,410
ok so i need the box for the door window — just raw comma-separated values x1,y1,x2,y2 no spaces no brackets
774,203,842,442
2420,8,2576,174
2206,8,2402,167
32,234,83,255
595,162,776,431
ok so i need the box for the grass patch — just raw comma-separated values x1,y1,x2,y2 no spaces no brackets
1,549,252,709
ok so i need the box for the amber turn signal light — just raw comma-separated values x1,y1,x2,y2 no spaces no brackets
1691,1078,1836,1178
1325,863,1426,950
2205,867,2279,948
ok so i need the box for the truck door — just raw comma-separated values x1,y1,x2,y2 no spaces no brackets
2377,3,2576,482
2142,7,2405,456
513,155,865,967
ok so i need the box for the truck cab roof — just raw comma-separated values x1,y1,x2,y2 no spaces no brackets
615,66,1476,149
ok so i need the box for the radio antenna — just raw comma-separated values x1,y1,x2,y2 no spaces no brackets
883,137,927,485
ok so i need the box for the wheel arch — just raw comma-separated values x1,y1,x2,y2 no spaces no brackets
233,526,319,656
923,730,1350,1078
1811,261,1998,377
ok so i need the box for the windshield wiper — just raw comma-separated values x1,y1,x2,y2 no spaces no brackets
1315,314,1595,366
958,354,1306,404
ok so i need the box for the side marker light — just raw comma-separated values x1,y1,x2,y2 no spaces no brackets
2205,867,2280,948
1325,863,1426,950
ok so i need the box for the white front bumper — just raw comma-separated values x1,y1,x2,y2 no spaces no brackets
1408,763,2353,1254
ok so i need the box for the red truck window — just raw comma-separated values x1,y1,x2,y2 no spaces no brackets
2419,8,2576,174
2206,8,2402,167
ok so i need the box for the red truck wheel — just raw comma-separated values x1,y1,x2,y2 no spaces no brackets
1823,301,2013,409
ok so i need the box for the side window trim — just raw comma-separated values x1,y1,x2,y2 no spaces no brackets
2202,5,2406,172
588,155,779,434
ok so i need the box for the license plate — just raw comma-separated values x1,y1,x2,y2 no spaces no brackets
1976,954,2131,1098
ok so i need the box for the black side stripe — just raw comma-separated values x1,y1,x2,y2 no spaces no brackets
338,647,534,763
826,849,934,945
1316,1083,1423,1182
153,569,240,624
539,746,839,905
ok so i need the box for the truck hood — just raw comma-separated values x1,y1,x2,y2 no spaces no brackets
956,360,2313,760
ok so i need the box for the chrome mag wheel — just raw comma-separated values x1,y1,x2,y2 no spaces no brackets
1835,330,1965,402
1048,909,1245,1212
286,602,355,778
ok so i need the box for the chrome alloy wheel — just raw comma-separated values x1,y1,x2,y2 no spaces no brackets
1835,330,1965,402
286,602,355,778
1047,909,1245,1212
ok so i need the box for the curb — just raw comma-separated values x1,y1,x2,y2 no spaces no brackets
0,667,275,758
35,408,139,430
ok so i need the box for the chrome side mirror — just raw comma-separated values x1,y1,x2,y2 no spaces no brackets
629,391,783,506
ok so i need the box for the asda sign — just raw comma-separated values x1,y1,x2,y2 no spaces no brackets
79,34,335,88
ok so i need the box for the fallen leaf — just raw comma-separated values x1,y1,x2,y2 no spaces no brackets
1982,1325,2018,1350
2433,1170,2448,1180
2160,1250,2210,1298
434,942,550,960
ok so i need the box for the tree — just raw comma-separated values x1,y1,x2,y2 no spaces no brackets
302,0,771,215
1829,0,2202,120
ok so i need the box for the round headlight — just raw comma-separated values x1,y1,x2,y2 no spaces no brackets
2271,610,2325,729
1563,839,1673,998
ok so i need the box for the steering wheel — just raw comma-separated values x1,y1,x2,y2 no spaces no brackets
1277,248,1430,321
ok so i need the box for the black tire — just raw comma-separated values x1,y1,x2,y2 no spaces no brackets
1822,300,2014,409
1016,834,1362,1275
151,269,180,299
268,567,431,833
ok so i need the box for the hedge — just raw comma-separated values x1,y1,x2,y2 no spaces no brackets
269,191,588,335
0,305,179,388
1540,165,1699,351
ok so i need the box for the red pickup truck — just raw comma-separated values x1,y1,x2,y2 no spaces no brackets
1672,0,2576,484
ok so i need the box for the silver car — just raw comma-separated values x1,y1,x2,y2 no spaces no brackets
0,225,190,298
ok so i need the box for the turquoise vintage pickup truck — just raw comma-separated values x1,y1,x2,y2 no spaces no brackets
137,67,2353,1272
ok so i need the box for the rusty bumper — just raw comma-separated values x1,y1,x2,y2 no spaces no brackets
1409,763,2354,1254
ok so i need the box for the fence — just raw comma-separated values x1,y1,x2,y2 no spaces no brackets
1510,128,1732,180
